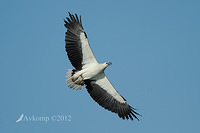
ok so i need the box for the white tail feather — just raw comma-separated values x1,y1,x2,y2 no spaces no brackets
66,69,84,90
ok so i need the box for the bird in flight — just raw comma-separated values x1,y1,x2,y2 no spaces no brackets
64,12,141,120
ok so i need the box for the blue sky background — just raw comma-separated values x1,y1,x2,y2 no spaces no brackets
0,0,200,132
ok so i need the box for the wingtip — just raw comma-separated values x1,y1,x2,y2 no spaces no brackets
80,15,82,26
65,12,83,27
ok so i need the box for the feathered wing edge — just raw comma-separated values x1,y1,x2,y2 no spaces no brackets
64,12,97,69
84,79,141,120
64,12,84,70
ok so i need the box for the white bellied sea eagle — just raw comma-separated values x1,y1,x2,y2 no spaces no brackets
64,12,141,120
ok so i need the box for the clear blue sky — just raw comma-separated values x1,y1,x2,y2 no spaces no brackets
0,0,200,132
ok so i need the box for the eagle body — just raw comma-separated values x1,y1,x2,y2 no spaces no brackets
82,62,109,80
64,12,141,120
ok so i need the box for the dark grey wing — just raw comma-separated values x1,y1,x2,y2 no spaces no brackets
64,12,97,70
84,73,141,120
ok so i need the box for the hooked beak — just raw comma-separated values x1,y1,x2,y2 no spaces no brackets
106,62,112,66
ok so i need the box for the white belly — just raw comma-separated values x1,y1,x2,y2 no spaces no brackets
81,63,105,80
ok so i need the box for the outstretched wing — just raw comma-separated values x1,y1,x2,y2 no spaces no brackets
84,73,141,120
64,12,97,70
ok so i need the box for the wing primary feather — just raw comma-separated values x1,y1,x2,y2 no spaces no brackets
128,113,134,120
67,17,72,23
68,12,72,20
131,106,142,116
130,110,139,121
75,14,79,23
117,105,123,118
80,15,82,27
72,15,76,22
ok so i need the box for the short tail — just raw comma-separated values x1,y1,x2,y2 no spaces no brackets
66,69,84,90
